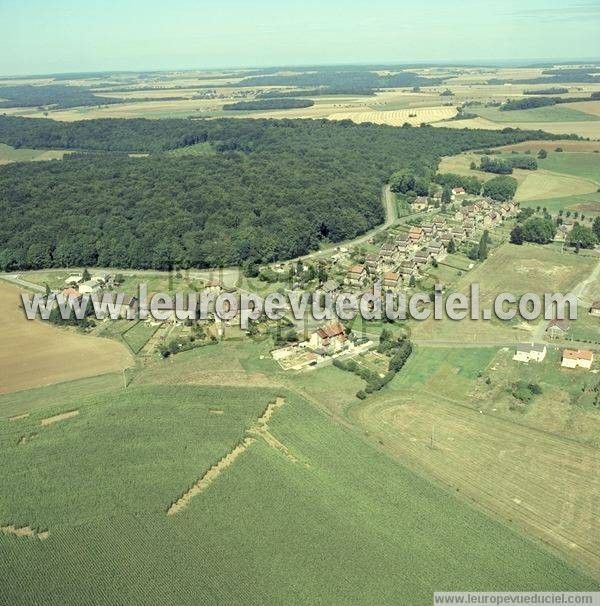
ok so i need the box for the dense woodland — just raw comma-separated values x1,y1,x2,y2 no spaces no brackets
222,98,314,110
236,70,445,89
0,85,124,109
0,115,565,271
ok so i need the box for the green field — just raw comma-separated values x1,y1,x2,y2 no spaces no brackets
519,191,600,215
121,320,161,353
0,382,596,604
0,142,66,163
537,152,600,182
473,106,600,123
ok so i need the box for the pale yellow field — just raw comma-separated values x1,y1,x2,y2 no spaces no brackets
567,100,600,117
496,139,600,153
328,105,457,126
434,116,600,139
515,169,598,202
0,282,133,395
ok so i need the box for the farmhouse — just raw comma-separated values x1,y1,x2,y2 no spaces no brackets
513,343,547,363
428,241,444,258
412,196,428,212
320,279,341,294
64,274,83,285
589,301,600,316
451,187,466,200
94,272,111,284
382,271,402,290
365,253,379,272
61,288,82,304
78,280,101,295
408,226,424,243
308,321,347,354
546,319,571,339
561,349,594,370
421,222,436,237
204,279,223,294
345,264,366,286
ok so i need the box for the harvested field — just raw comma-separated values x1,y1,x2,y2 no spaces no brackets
40,409,79,426
328,105,457,126
0,282,132,396
351,387,600,578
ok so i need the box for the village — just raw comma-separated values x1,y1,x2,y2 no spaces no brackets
47,184,598,378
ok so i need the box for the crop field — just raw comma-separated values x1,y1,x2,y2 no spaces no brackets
472,106,600,124
327,105,457,126
0,283,132,396
0,381,596,604
497,140,600,153
537,152,600,182
520,191,600,216
437,150,599,206
515,169,597,202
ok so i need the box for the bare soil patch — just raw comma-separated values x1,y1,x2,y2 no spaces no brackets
0,282,132,396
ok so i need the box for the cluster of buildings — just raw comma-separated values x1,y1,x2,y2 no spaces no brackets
513,343,595,371
343,198,516,291
453,198,517,229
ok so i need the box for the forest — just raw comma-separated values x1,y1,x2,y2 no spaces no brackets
235,70,445,89
0,116,567,271
0,84,124,109
222,98,314,110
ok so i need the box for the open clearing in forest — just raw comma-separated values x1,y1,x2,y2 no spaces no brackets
0,282,132,397
0,143,67,164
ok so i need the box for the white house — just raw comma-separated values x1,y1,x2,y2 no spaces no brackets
308,322,348,354
513,343,547,363
561,349,594,370
64,274,83,285
78,280,102,295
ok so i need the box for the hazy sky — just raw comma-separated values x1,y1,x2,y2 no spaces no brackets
1,0,599,75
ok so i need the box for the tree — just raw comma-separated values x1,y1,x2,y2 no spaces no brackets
521,217,556,244
593,216,600,240
567,224,597,249
510,225,524,245
441,186,452,206
447,239,456,254
482,175,518,202
537,149,547,159
82,268,91,281
478,231,489,260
